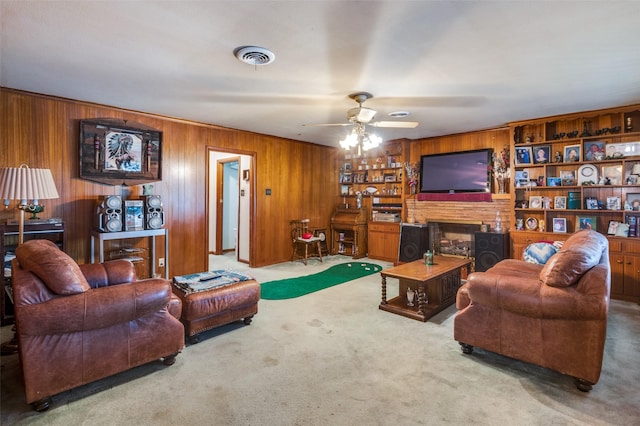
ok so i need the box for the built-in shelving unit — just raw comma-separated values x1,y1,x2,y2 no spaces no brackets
509,105,640,302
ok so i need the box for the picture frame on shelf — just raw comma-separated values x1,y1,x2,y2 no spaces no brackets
601,165,623,185
560,170,575,186
584,141,605,161
547,177,561,187
515,147,533,165
343,162,352,172
564,144,581,162
585,197,599,210
341,185,349,196
525,217,538,231
529,196,542,209
576,215,597,232
533,145,551,164
552,218,567,233
554,196,567,210
340,173,352,184
627,193,640,211
606,196,621,210
606,142,640,158
607,220,621,235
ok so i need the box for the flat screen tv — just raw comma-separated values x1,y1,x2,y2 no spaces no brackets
419,149,492,193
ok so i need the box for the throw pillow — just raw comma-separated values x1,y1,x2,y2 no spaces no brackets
523,242,558,265
15,239,90,295
539,230,607,288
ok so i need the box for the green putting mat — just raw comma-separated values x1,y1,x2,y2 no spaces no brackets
260,262,382,300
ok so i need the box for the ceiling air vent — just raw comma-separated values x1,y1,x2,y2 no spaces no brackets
234,46,275,66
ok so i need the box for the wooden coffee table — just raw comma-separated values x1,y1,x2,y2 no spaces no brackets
379,256,472,322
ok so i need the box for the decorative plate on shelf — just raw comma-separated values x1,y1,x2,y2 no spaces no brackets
525,217,538,231
365,186,378,195
578,164,598,185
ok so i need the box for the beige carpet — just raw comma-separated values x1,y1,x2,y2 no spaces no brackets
1,253,639,425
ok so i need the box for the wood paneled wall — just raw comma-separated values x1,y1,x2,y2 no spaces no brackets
0,88,338,275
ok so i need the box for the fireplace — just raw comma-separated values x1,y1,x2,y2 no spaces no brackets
427,220,482,258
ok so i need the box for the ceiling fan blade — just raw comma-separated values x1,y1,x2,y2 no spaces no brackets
302,123,352,127
369,121,419,128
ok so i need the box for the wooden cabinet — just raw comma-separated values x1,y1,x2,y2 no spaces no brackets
339,140,404,220
330,208,368,259
1,222,65,326
608,238,640,303
367,222,400,263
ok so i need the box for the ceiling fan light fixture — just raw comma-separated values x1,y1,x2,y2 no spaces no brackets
233,46,275,66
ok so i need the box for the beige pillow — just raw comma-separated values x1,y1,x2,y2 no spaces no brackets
16,240,90,295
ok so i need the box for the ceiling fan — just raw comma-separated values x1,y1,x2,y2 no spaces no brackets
305,92,419,155
308,92,419,129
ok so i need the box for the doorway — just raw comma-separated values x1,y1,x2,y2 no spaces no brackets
207,149,254,265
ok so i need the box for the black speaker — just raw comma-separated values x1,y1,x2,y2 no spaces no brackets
474,231,509,272
97,195,123,232
399,224,429,262
143,195,164,229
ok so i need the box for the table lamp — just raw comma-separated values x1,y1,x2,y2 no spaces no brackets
0,165,59,244
0,165,58,355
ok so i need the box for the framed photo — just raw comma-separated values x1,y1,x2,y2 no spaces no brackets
554,196,567,210
552,218,567,233
607,220,621,235
533,145,551,164
529,195,542,209
606,142,640,158
515,147,533,165
585,197,599,210
80,119,162,186
343,162,352,172
340,173,352,183
560,170,575,186
124,200,144,231
564,144,581,162
340,185,349,196
547,177,561,187
601,165,623,185
627,193,640,211
607,196,621,210
525,216,538,231
584,141,605,161
576,215,597,232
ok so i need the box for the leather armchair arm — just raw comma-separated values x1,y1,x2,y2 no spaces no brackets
16,280,172,335
80,259,136,288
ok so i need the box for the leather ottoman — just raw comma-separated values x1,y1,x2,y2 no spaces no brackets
172,277,260,344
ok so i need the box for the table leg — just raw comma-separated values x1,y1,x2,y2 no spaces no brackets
417,283,426,317
381,275,387,305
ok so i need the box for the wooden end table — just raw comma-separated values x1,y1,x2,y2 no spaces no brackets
379,256,472,322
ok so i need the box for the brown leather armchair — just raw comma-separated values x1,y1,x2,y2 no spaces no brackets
12,240,185,411
454,230,610,391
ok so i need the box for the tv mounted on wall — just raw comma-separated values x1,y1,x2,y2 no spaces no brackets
419,149,492,193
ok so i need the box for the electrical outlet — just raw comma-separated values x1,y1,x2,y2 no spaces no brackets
158,258,165,268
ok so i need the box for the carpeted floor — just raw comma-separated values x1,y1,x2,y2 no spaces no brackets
1,253,639,425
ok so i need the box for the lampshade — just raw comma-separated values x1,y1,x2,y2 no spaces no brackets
631,164,640,175
339,122,382,155
0,165,59,202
